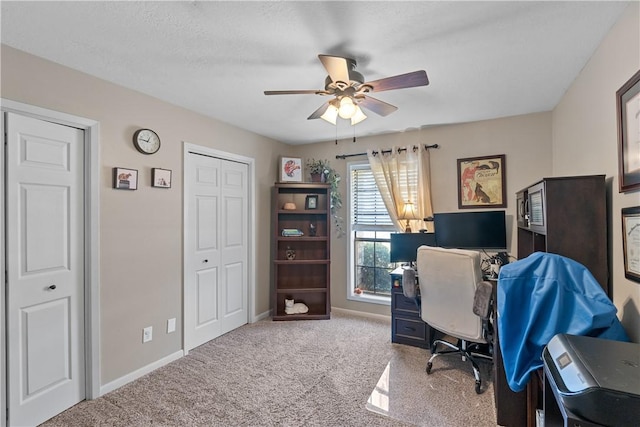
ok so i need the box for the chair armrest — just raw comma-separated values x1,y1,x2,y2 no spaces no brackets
473,281,493,319
473,281,494,342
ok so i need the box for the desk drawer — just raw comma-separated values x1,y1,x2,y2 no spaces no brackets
392,291,420,315
393,317,428,341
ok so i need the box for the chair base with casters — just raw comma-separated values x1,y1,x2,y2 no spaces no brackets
426,337,493,394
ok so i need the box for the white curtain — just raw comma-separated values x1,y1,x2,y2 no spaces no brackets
367,145,434,232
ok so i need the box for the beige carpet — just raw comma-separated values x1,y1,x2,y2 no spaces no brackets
42,312,496,426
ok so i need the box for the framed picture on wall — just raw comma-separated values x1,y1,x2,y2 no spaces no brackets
457,154,506,209
279,157,302,182
152,168,172,188
617,69,640,193
622,206,640,283
113,167,138,190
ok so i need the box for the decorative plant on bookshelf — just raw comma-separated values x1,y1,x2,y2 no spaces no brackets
306,158,344,237
306,158,330,182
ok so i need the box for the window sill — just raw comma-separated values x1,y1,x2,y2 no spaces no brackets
347,293,391,306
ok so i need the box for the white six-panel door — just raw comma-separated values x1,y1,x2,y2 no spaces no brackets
219,160,249,333
185,151,248,351
5,113,85,426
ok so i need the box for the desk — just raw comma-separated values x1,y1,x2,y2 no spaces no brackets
492,279,530,426
389,267,435,349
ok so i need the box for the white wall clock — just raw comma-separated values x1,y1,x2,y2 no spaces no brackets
133,128,161,154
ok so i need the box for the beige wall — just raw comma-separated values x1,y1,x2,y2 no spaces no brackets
552,2,640,341
1,45,284,383
294,112,552,317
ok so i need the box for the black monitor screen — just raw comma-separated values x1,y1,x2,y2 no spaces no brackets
390,232,437,263
434,211,507,250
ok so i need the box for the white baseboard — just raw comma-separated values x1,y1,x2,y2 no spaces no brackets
99,349,184,396
331,307,391,323
253,309,272,322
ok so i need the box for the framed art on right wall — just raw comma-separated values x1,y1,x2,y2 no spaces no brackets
617,69,640,193
622,206,640,283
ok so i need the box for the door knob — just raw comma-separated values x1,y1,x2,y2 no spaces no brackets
48,285,57,290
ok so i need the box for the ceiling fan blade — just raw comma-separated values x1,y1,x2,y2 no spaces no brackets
358,96,398,117
264,90,323,95
307,102,330,120
363,70,429,93
318,55,351,84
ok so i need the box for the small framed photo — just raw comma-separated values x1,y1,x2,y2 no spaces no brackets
113,167,138,190
305,195,318,210
622,206,640,283
616,70,640,193
280,157,302,182
152,168,172,188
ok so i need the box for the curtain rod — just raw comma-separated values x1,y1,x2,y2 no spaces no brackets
335,144,439,160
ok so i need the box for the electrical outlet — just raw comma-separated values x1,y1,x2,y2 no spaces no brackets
167,318,176,334
143,326,153,343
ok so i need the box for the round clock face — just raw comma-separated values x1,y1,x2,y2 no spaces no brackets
133,129,161,154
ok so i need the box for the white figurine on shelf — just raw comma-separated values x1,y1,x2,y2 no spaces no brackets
284,299,309,315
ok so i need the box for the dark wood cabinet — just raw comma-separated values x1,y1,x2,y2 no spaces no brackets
390,268,434,349
495,174,608,426
272,183,331,320
515,175,608,293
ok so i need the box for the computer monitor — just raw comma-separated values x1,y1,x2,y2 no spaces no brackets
390,232,437,263
434,210,507,250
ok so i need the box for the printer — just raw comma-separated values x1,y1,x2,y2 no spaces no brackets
543,334,639,426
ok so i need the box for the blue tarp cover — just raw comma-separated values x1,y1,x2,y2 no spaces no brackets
497,252,629,392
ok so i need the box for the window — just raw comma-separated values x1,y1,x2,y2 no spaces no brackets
348,162,397,304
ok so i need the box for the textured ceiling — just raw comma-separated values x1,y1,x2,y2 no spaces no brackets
0,1,630,145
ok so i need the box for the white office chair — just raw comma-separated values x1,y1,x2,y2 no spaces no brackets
416,245,493,394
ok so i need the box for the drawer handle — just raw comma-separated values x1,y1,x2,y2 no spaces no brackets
403,326,416,332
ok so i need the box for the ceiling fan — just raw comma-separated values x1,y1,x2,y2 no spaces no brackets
264,55,429,125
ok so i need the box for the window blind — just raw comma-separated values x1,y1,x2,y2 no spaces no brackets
351,167,393,227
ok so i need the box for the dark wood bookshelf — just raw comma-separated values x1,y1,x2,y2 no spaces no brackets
272,183,331,320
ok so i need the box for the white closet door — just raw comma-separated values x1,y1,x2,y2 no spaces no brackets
219,160,249,333
185,152,248,351
6,112,85,427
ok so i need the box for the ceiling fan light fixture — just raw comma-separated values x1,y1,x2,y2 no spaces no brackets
320,103,338,125
338,96,357,119
350,106,367,125
265,55,428,127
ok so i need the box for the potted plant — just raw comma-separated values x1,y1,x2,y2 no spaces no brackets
306,158,344,237
306,158,331,182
